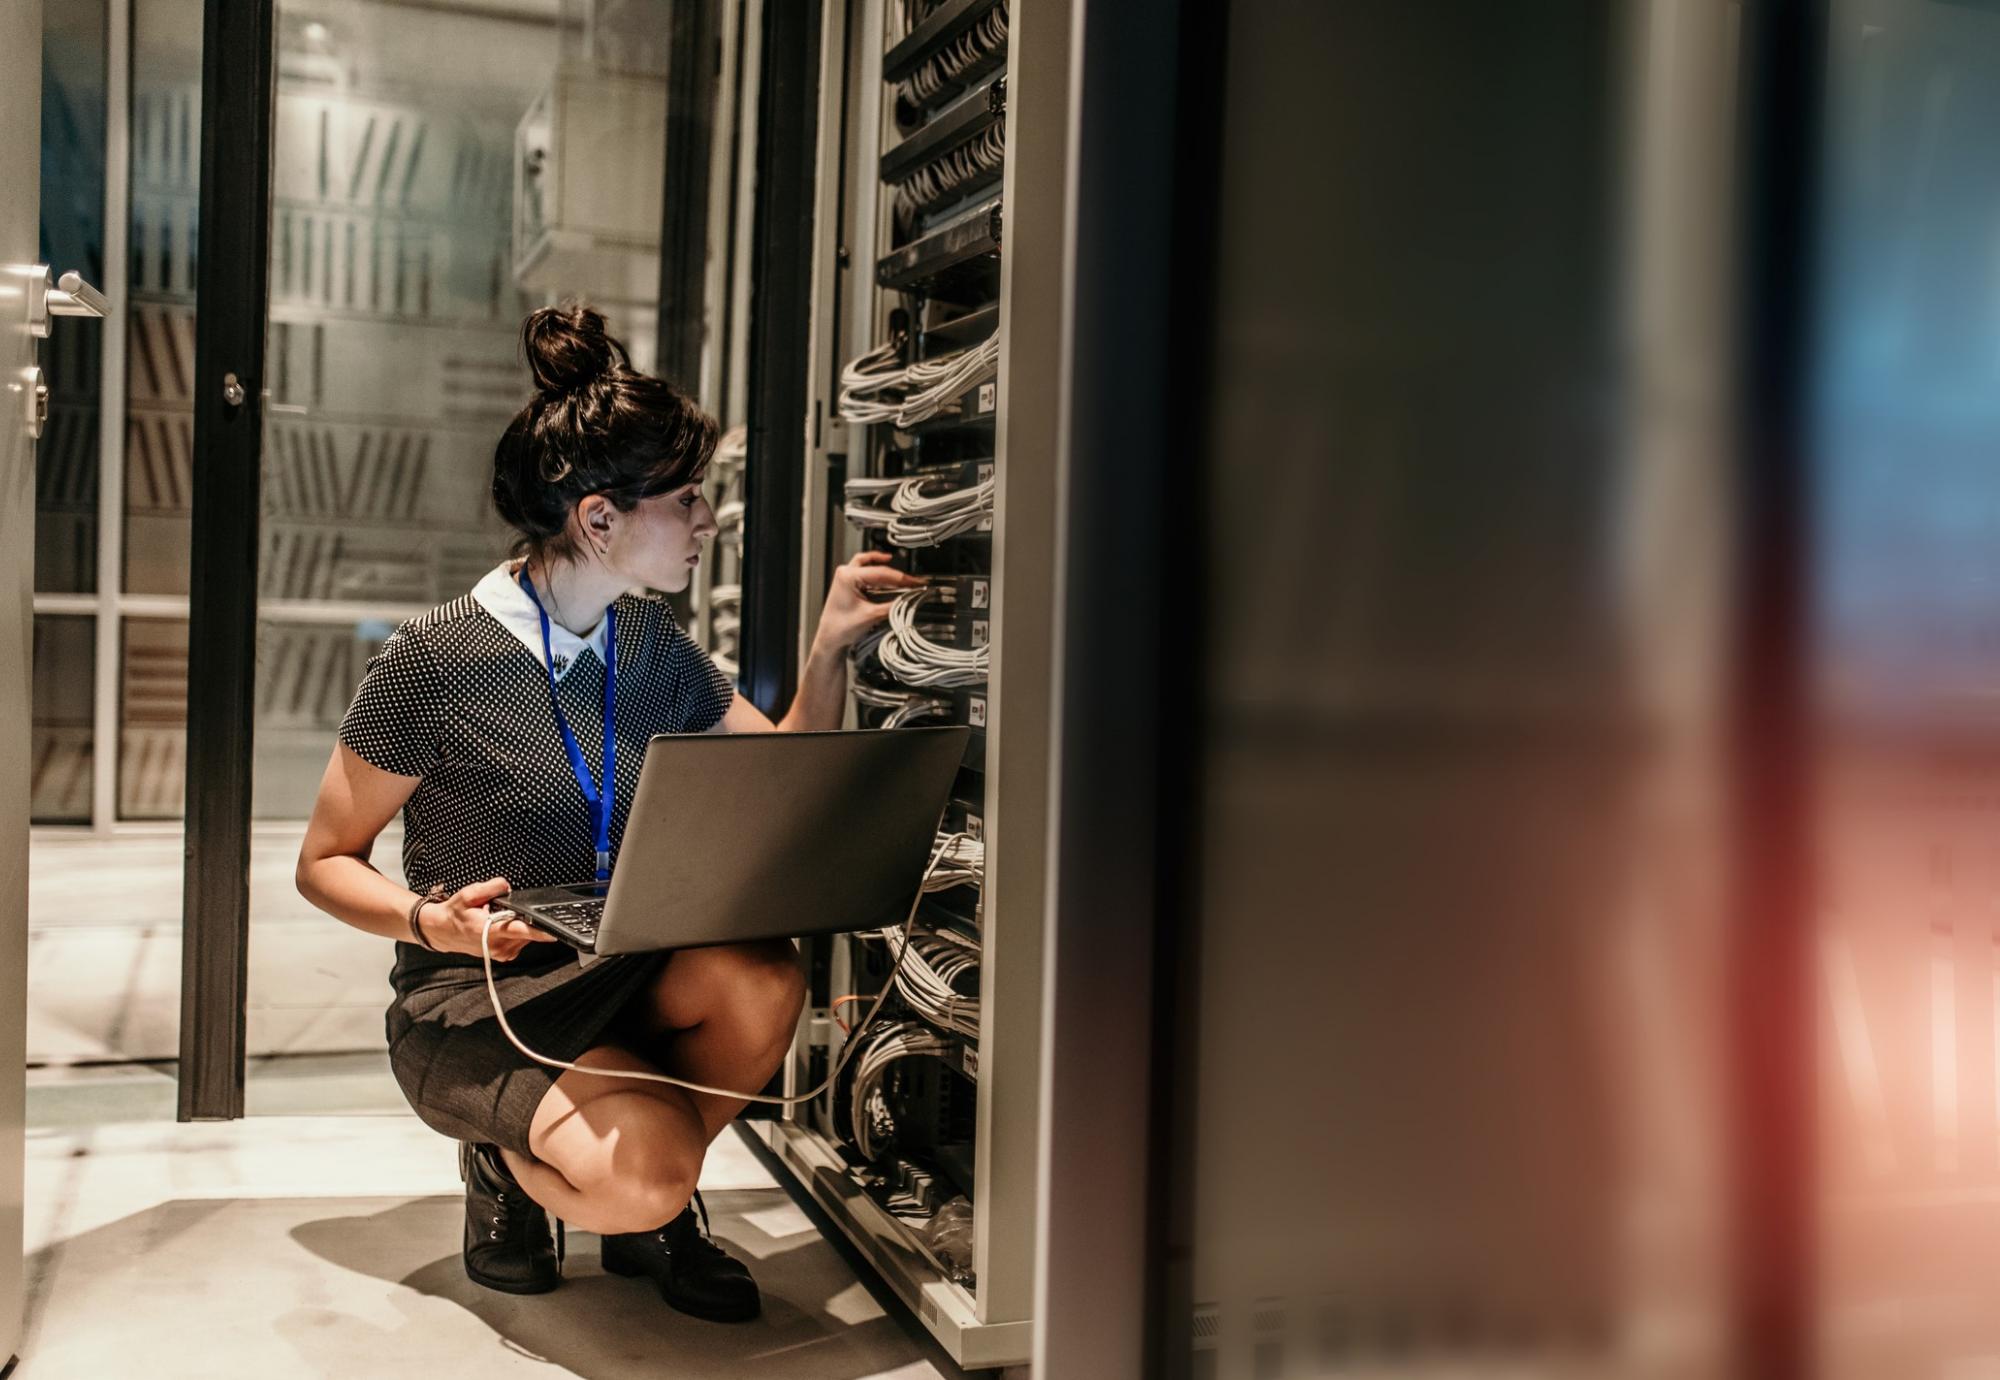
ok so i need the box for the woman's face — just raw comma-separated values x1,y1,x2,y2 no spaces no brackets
600,481,719,594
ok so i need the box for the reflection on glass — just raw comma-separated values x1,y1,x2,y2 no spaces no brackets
261,1,550,613
250,0,675,823
252,619,395,821
126,0,202,597
239,0,686,1103
38,1,107,595
31,617,94,824
119,617,188,820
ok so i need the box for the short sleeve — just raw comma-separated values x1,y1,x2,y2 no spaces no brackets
337,625,443,777
656,601,736,732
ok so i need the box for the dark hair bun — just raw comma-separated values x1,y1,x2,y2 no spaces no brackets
493,303,719,564
522,303,625,396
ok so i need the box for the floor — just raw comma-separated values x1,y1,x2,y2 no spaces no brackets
19,828,964,1380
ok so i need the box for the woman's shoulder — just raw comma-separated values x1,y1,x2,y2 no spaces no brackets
382,594,512,662
613,589,686,635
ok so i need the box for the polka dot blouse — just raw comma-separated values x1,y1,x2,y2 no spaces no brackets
337,567,737,985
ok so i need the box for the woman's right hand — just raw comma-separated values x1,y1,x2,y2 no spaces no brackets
416,876,559,960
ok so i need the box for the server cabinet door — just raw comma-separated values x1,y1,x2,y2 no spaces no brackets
0,0,45,1366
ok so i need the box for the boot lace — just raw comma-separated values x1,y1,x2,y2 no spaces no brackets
656,1191,732,1265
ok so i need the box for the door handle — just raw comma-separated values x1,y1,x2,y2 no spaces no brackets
28,265,111,337
48,271,108,318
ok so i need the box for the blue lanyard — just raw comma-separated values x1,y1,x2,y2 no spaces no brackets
518,567,617,881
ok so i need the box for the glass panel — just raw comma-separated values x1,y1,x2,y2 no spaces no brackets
252,618,396,821
246,0,695,1108
37,2,107,594
31,617,95,824
126,0,202,597
119,617,187,820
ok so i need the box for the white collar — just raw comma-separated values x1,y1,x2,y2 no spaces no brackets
471,559,612,681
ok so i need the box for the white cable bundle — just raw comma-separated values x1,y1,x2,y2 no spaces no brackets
896,122,1007,224
878,923,981,1042
840,476,902,531
712,424,748,468
922,831,984,891
885,698,950,728
887,470,994,546
898,2,1009,108
838,335,1000,429
838,338,903,419
843,471,994,547
849,675,908,710
876,588,988,687
851,677,949,727
849,1020,957,1160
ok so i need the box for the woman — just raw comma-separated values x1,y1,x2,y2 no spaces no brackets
295,304,921,1321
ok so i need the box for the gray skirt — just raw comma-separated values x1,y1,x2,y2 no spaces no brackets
384,947,672,1155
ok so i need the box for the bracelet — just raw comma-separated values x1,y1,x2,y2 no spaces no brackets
407,884,449,951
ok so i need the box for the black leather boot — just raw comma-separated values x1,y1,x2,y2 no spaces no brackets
459,1140,565,1294
600,1190,760,1322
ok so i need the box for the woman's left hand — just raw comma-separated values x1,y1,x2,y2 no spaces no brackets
814,551,927,653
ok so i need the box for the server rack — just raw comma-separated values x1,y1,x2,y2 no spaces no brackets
748,0,1069,1368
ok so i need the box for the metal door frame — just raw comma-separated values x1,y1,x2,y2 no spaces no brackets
176,0,274,1121
736,0,819,715
1035,0,1224,1373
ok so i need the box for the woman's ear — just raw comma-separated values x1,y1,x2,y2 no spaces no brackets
577,494,616,555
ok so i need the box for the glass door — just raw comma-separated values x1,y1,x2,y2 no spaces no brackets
244,0,704,1111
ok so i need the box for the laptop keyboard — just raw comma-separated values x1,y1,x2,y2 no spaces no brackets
537,899,604,943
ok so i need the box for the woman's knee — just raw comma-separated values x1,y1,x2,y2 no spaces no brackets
655,939,805,1031
716,939,805,1022
561,1092,701,1232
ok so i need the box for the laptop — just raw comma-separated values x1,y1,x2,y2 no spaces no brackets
494,726,970,956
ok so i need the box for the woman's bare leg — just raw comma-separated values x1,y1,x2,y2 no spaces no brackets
614,939,809,1142
498,1043,709,1235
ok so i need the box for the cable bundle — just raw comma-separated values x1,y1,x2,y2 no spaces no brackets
848,1019,958,1160
839,334,1000,429
851,676,950,727
842,471,995,547
879,922,981,1041
898,2,1009,110
707,583,741,674
895,122,1006,225
923,830,985,891
711,424,748,472
894,0,943,42
841,476,902,533
859,587,987,687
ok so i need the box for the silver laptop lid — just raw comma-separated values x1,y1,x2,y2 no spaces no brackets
596,726,970,954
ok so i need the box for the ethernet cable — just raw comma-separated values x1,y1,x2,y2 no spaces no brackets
922,831,984,891
874,587,988,687
852,677,951,728
839,335,1000,429
896,122,1007,225
879,922,981,1042
843,471,995,547
712,424,748,468
849,1019,958,1160
898,3,1009,109
479,832,966,1105
886,469,993,545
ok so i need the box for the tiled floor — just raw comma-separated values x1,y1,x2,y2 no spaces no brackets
19,831,965,1380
